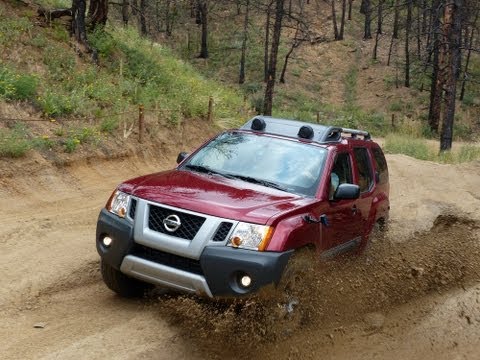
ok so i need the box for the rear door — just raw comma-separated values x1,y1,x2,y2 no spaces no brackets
352,146,375,237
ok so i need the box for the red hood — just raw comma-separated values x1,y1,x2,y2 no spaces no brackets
118,170,313,224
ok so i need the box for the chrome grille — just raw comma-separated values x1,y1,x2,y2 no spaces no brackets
148,205,206,240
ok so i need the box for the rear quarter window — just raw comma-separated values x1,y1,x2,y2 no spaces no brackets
372,147,389,184
353,147,373,193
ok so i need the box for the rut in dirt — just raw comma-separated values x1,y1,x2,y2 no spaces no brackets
147,213,480,358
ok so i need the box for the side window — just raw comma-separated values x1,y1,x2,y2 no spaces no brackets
372,147,389,184
353,147,373,193
329,153,353,199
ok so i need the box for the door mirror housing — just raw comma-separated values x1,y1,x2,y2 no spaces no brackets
334,183,360,201
176,152,189,164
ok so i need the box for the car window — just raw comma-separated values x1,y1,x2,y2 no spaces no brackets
353,147,373,193
329,152,353,199
372,147,389,184
183,132,328,197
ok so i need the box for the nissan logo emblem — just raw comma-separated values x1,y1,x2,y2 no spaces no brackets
163,214,181,232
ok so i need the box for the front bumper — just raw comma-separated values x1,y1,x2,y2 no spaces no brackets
96,209,293,297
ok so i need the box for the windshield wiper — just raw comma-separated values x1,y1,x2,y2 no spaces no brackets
228,174,289,192
184,164,236,179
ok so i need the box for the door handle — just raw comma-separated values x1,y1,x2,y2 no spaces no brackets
351,205,358,214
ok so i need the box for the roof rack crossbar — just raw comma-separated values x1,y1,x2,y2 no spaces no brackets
340,127,371,140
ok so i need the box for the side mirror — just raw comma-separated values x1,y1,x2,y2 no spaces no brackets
334,183,360,200
176,152,189,164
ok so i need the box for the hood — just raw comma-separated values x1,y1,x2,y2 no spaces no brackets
118,170,313,224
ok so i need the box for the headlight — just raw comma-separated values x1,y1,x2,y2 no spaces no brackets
106,190,130,218
227,222,273,251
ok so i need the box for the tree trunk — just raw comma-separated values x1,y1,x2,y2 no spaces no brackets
121,0,129,26
71,0,88,44
440,0,463,151
373,0,384,60
393,0,399,39
264,5,271,83
197,0,208,58
348,0,353,20
239,0,250,84
362,0,372,39
339,0,346,40
332,0,339,40
416,0,422,59
87,0,108,28
377,0,384,34
139,0,147,36
263,0,285,116
405,0,412,87
428,0,442,133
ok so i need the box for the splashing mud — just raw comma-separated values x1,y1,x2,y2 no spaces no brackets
149,214,480,359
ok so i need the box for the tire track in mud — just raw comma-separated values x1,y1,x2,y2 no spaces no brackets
146,213,480,360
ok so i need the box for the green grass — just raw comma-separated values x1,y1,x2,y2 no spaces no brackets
344,66,358,108
36,0,71,8
0,10,32,46
384,133,480,163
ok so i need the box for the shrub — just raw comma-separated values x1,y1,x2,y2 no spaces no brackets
0,123,31,158
64,137,80,153
0,65,38,101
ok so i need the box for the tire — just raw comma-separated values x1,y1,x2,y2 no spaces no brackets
100,260,153,298
359,218,389,253
277,246,315,297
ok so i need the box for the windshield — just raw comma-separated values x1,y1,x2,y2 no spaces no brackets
181,132,327,197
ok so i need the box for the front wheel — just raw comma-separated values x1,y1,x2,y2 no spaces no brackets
101,260,153,298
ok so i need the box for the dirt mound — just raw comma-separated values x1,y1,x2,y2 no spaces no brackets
149,213,480,359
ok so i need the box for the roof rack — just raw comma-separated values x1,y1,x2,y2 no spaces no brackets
340,127,371,140
240,116,371,144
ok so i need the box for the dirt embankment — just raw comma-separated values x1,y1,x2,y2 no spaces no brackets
1,132,480,359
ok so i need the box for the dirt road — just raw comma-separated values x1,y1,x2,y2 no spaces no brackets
1,141,479,359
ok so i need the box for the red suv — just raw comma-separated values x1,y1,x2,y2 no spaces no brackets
96,117,389,297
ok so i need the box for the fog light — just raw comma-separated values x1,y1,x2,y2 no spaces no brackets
102,236,113,247
240,275,252,288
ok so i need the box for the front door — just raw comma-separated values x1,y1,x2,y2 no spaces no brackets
322,152,363,256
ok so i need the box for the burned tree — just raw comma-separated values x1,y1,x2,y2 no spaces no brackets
196,0,209,58
263,0,285,116
440,0,463,151
87,0,108,28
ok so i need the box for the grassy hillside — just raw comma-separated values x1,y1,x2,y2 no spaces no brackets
0,0,479,163
0,0,244,158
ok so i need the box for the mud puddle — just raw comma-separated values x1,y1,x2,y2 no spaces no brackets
146,214,480,359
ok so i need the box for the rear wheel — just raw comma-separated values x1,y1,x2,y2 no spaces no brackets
359,218,389,252
101,260,153,298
